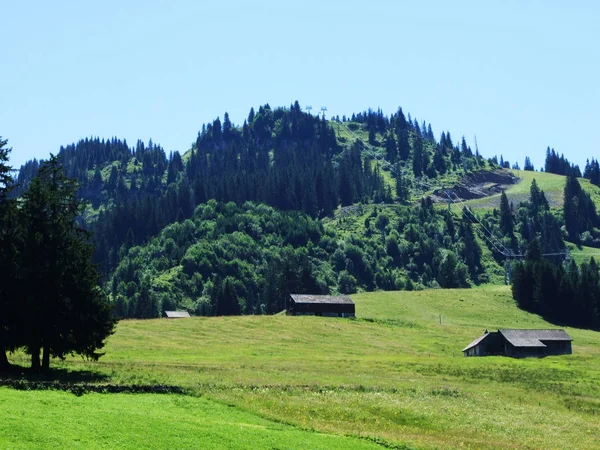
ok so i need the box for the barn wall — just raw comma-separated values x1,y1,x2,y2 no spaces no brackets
288,300,355,317
288,299,355,317
543,341,572,355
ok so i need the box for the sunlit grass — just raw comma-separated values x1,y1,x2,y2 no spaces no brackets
463,170,600,212
5,286,600,449
0,389,382,450
567,243,600,264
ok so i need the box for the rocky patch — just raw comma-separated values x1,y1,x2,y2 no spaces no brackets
432,169,519,202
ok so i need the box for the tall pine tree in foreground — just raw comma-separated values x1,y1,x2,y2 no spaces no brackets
0,137,21,371
19,155,115,372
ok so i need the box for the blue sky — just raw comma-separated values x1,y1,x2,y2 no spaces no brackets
2,1,598,171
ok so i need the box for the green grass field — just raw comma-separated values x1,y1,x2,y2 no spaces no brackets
566,243,600,265
0,389,385,450
3,286,600,449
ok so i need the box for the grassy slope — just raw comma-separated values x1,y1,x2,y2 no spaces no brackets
464,170,600,211
5,286,600,449
566,243,600,264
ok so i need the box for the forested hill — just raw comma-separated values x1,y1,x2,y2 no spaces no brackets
12,101,600,319
14,102,492,277
109,200,489,318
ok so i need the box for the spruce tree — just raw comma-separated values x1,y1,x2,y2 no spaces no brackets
0,137,21,371
412,134,423,176
499,191,514,236
458,208,482,279
19,155,115,371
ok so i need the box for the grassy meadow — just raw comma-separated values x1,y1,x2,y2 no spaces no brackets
0,389,383,450
463,169,600,212
3,286,600,449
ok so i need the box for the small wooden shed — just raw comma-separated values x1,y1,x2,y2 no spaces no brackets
463,329,573,357
164,311,191,318
287,294,355,317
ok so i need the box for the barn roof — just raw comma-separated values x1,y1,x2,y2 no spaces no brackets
165,311,191,318
462,332,495,352
289,294,354,305
498,329,572,348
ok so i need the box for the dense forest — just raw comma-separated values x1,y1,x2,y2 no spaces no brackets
109,199,487,318
512,241,600,329
8,102,600,327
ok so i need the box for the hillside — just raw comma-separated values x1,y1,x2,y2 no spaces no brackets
9,103,600,319
108,200,503,317
3,286,600,449
461,169,600,211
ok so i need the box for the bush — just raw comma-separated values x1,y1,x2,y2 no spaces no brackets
338,270,357,294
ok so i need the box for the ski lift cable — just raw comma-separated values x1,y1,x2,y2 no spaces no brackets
443,190,512,256
448,191,516,257
444,192,511,256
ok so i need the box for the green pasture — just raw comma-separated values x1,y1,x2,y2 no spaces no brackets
566,243,600,265
3,286,600,449
463,170,600,212
0,389,380,450
460,170,563,210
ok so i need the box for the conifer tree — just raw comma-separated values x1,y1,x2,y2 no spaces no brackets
458,208,482,279
0,137,20,371
524,156,534,171
394,163,408,202
19,155,115,371
412,134,423,176
499,191,513,236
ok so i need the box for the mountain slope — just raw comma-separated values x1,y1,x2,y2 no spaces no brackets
110,200,499,317
10,102,600,318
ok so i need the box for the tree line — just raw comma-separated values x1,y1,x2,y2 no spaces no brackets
513,240,600,329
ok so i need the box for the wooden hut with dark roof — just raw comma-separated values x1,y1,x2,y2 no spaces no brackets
287,294,355,318
463,329,573,357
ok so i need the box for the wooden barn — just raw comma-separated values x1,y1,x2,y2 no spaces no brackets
287,294,355,317
463,329,573,357
164,311,191,318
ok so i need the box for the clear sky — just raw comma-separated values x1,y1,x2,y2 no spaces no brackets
2,1,599,171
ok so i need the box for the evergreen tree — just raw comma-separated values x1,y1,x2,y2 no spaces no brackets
0,137,21,371
385,133,397,161
19,155,115,371
412,134,424,176
395,108,410,161
458,208,482,279
499,191,513,236
394,163,408,202
524,156,534,171
437,251,459,288
564,171,598,242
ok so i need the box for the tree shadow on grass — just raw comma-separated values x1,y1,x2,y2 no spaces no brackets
0,365,109,383
0,365,185,396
